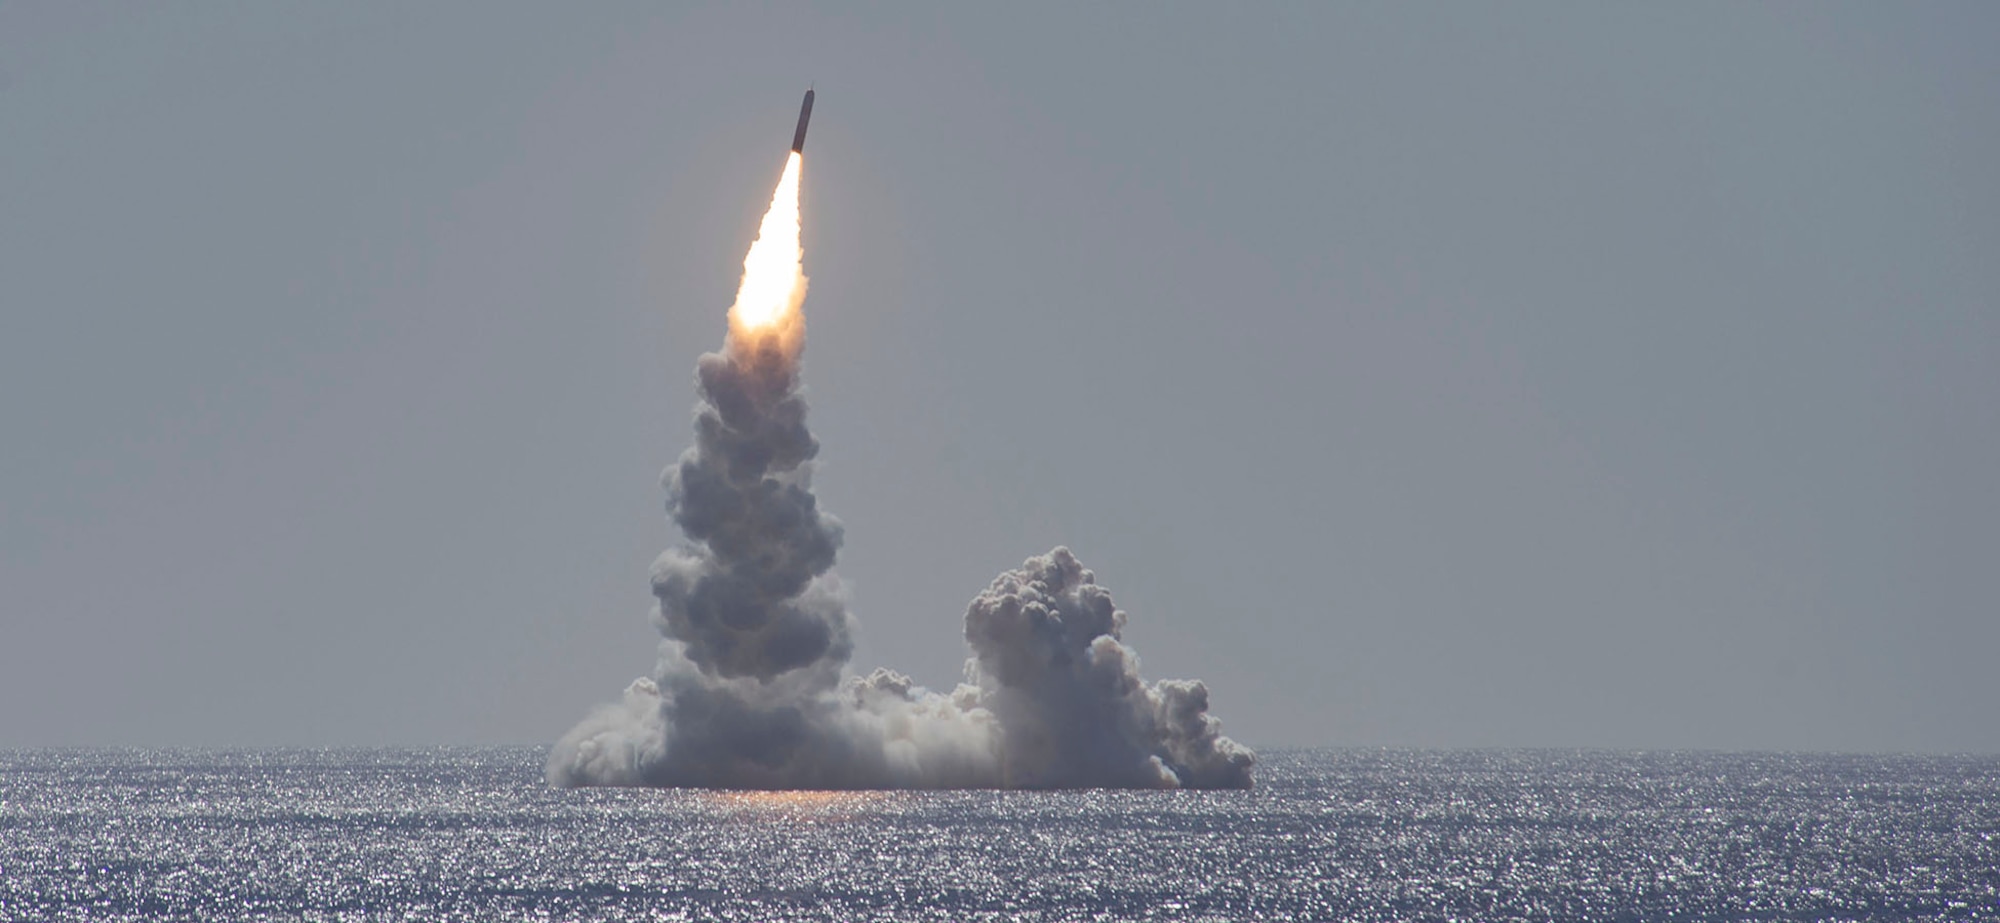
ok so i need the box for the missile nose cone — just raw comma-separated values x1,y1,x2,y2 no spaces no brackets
791,89,814,154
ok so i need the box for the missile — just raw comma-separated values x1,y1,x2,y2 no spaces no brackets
790,88,814,154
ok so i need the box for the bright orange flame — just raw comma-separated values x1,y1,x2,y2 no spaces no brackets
726,152,808,351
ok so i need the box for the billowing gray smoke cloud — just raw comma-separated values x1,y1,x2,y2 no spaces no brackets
547,331,1253,790
961,548,1253,788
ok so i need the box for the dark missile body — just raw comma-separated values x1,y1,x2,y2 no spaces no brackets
791,89,814,154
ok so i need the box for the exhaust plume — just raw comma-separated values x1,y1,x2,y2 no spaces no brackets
549,146,1252,790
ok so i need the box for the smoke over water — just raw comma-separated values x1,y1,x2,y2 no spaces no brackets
548,150,1253,790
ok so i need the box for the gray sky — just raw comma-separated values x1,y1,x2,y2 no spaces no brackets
3,3,1995,752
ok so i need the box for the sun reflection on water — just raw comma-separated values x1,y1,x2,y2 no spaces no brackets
706,790,889,822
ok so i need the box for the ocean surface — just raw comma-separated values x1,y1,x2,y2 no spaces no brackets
2,748,1995,922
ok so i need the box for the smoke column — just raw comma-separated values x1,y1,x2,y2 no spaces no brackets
548,148,1253,790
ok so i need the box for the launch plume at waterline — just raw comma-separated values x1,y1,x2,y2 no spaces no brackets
548,93,1253,790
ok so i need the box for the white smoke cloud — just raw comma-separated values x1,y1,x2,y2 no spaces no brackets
547,337,1253,790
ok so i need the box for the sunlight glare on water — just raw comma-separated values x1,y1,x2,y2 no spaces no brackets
3,748,1997,921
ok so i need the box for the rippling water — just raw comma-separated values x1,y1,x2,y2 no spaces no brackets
3,748,1995,921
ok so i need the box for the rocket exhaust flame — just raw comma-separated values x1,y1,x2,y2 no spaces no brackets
726,151,807,351
548,94,1253,790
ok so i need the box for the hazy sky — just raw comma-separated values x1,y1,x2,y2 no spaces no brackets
3,4,1995,752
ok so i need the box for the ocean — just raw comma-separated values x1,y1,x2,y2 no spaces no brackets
2,747,1995,921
